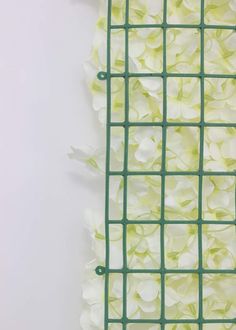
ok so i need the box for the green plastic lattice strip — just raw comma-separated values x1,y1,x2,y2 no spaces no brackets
96,0,236,329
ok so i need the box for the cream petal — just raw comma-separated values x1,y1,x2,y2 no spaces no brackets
209,142,221,161
135,137,157,162
208,127,228,143
139,77,162,92
229,0,236,11
208,191,229,209
221,137,236,159
130,38,146,58
165,287,179,307
136,280,159,302
146,0,162,15
178,252,196,268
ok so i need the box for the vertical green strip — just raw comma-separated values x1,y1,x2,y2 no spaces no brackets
160,0,168,329
198,0,205,329
105,1,112,329
122,1,130,329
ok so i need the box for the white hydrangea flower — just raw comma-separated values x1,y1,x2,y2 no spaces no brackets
167,77,200,122
129,28,163,73
165,224,198,269
205,0,236,25
165,176,198,220
129,77,163,122
204,127,236,171
127,224,160,269
166,126,200,171
127,176,161,220
165,274,199,319
203,176,235,220
129,126,162,170
127,274,161,319
205,78,236,123
167,28,200,73
203,274,236,319
167,0,201,24
203,224,236,269
205,29,236,74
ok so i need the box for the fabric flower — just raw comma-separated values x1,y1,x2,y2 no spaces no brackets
205,29,236,74
165,176,198,220
127,274,161,319
165,224,198,269
167,29,200,73
127,224,160,268
109,176,124,220
167,77,200,122
128,126,162,170
204,127,236,172
165,274,199,319
167,0,200,24
203,224,236,269
203,274,236,319
129,0,163,24
128,176,161,220
205,0,236,25
129,77,163,122
203,176,235,220
129,29,163,73
205,78,236,123
166,126,200,171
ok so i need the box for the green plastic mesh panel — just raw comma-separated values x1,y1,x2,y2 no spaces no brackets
96,0,236,329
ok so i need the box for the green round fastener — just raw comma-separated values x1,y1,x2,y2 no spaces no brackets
95,266,106,276
97,71,107,80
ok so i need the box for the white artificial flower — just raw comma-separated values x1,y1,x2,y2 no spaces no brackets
127,274,161,319
68,146,105,174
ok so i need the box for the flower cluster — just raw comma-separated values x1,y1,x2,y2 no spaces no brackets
76,0,236,329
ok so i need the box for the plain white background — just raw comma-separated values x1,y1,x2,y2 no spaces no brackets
0,0,103,329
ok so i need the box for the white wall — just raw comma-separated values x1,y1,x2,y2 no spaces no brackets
0,0,102,329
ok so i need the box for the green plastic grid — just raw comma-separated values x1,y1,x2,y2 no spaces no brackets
96,0,236,329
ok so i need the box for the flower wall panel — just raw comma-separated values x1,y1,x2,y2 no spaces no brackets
80,0,236,329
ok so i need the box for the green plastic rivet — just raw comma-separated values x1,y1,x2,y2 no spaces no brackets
97,71,107,80
95,266,106,276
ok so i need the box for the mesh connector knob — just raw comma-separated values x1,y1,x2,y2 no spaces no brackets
95,265,106,276
97,71,107,80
